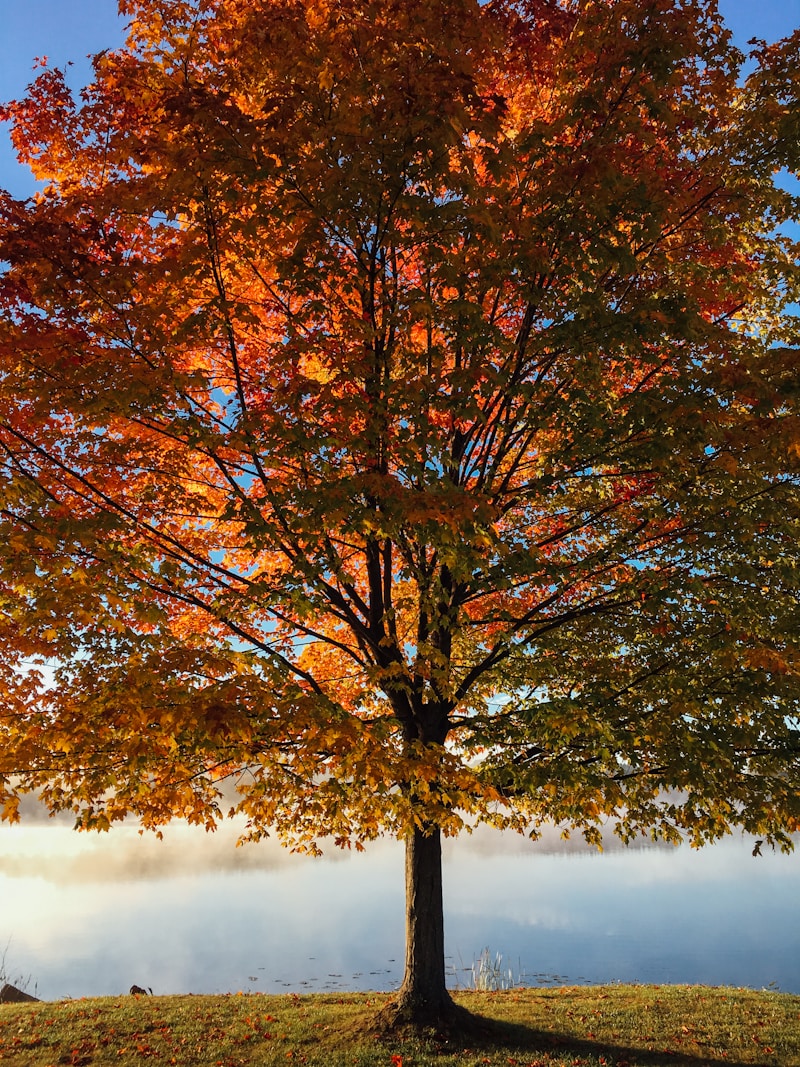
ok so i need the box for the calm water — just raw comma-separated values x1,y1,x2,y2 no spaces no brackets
1,818,798,1001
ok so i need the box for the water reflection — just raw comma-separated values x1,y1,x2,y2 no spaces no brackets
1,820,797,1001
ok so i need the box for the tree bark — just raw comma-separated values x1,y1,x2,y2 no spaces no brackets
389,823,456,1026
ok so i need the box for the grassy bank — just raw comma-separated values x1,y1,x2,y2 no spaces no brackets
1,984,798,1067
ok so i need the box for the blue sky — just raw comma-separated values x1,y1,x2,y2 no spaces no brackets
0,0,798,197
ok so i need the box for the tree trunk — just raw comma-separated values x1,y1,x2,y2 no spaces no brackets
387,824,456,1027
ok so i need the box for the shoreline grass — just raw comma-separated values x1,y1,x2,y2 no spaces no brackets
1,984,798,1066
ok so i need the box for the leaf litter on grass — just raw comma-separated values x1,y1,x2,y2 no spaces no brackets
0,986,798,1067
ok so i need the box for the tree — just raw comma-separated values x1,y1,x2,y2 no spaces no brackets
1,0,799,1029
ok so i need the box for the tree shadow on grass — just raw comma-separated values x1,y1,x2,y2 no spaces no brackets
495,1016,777,1066
365,1010,778,1067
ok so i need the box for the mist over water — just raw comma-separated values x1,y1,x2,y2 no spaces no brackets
1,819,798,1001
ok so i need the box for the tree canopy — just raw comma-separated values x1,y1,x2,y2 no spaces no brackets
1,0,799,1025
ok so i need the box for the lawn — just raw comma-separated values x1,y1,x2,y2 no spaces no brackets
1,984,798,1067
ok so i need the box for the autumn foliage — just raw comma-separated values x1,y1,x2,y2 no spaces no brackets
1,0,799,1022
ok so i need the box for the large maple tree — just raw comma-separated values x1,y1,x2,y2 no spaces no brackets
1,0,799,1027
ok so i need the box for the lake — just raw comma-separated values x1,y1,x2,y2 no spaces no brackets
1,818,798,1001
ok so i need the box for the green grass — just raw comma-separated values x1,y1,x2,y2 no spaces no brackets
1,985,798,1067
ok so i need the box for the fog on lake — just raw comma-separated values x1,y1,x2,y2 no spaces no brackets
1,816,798,1002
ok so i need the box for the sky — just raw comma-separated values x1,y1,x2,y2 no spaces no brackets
0,0,798,197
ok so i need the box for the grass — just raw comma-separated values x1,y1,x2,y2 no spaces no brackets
0,984,798,1067
464,948,519,992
